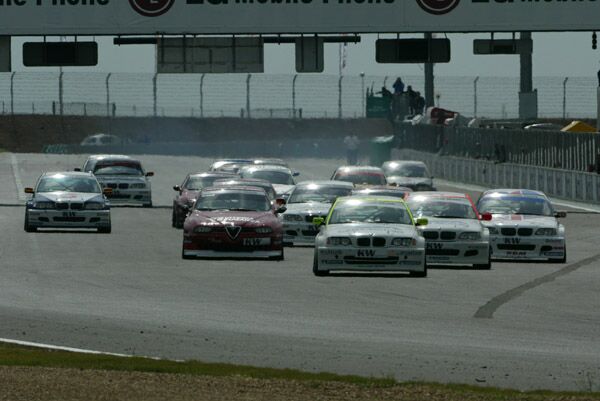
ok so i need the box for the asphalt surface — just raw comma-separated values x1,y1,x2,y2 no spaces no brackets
0,152,599,392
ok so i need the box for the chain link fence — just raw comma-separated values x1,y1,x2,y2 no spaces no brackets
0,72,597,119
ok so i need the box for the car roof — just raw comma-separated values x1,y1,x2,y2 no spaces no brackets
353,185,411,192
42,171,95,178
335,166,385,173
407,191,468,200
240,165,292,173
188,172,237,178
86,154,139,162
253,158,288,165
212,159,253,164
213,178,273,186
481,189,547,198
383,160,427,166
296,180,354,188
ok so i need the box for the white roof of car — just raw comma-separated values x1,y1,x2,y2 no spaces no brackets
409,191,468,199
43,171,95,178
481,189,547,198
86,154,138,162
240,165,292,173
296,180,354,188
335,166,385,173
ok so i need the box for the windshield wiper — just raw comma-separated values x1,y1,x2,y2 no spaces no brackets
432,215,466,219
229,208,255,211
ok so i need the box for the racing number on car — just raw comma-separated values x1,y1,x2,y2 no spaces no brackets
426,242,444,250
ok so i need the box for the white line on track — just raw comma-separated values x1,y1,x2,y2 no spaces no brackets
10,153,25,202
0,338,131,357
437,178,600,213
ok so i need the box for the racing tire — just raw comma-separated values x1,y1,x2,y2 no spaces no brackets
551,250,567,264
475,251,492,270
24,213,36,233
270,248,285,261
312,251,329,277
98,224,111,234
410,263,428,278
143,202,153,208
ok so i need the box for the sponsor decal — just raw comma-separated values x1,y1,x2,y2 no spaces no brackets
322,260,343,265
213,216,256,223
225,225,242,240
130,0,175,17
242,237,270,246
357,249,376,257
426,242,444,250
504,237,521,245
416,0,460,15
320,249,342,255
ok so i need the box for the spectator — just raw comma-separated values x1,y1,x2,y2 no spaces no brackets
377,86,393,98
406,86,417,114
344,135,360,165
392,78,404,94
415,92,425,115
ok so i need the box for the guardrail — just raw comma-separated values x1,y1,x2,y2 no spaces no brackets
395,124,600,172
394,148,600,205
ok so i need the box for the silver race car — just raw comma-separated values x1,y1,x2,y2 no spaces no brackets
281,181,354,246
382,160,435,191
239,164,298,196
82,155,154,207
313,196,427,277
477,189,567,263
24,172,111,233
407,192,491,269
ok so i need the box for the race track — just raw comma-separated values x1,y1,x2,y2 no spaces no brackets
0,153,599,391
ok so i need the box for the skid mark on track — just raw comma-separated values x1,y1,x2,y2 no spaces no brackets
474,253,600,319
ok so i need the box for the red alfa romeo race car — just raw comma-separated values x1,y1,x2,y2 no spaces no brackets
182,186,286,260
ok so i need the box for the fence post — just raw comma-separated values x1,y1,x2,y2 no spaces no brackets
10,71,15,115
360,72,365,118
105,73,112,118
199,73,205,118
562,77,569,119
292,74,298,118
338,75,343,119
59,71,64,116
246,74,251,119
473,76,479,118
153,73,158,117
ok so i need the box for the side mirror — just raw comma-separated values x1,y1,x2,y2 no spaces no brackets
24,187,34,194
313,217,325,227
74,168,81,172
555,211,567,218
146,172,154,177
480,213,493,221
275,206,287,214
103,188,113,196
416,218,428,227
173,185,182,192
293,171,300,177
275,198,287,206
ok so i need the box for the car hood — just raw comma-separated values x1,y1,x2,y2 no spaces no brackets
421,217,482,231
284,202,332,215
483,214,558,229
95,175,147,183
186,210,279,227
387,176,431,186
273,184,295,196
35,191,104,203
323,223,417,237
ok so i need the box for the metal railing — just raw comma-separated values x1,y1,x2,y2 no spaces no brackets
396,124,600,172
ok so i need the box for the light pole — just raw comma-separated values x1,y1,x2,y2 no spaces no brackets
562,77,569,119
474,76,479,118
360,72,365,118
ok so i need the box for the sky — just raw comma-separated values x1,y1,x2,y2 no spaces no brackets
9,32,600,78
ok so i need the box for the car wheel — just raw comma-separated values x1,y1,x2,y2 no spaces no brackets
24,213,36,233
313,251,329,276
552,249,567,264
171,207,177,228
98,224,111,234
270,248,285,261
143,202,153,208
475,251,492,270
410,263,428,277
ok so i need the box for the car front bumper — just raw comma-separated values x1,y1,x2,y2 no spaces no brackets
489,235,566,261
316,246,425,272
425,240,489,265
283,222,320,246
106,189,152,205
183,232,283,258
27,209,110,229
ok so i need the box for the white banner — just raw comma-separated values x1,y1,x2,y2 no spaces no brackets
0,0,599,35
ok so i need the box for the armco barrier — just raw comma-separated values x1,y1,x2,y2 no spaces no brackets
393,149,600,205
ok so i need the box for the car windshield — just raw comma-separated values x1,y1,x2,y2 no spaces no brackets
37,176,101,193
242,170,294,185
386,164,428,177
93,162,143,176
334,172,386,186
195,191,271,212
329,201,412,225
478,196,553,216
408,198,477,219
289,186,352,204
354,190,407,198
184,176,220,190
214,181,276,199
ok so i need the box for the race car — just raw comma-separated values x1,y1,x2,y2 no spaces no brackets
407,192,491,269
209,159,253,174
352,185,412,199
182,186,286,260
172,172,237,228
239,164,297,196
24,172,111,233
382,160,435,191
281,181,354,246
476,189,567,263
81,155,153,207
212,178,277,200
331,166,387,186
252,158,289,167
313,196,427,277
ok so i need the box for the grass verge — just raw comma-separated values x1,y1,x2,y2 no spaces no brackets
0,342,599,401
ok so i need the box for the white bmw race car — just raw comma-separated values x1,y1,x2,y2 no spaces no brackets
476,189,567,263
24,172,112,233
313,196,427,277
281,181,354,246
407,192,491,269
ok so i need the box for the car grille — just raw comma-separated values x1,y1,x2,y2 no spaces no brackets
497,244,536,251
501,228,517,236
440,231,456,240
518,228,533,236
344,256,398,265
423,231,456,241
372,237,386,247
119,183,129,189
357,237,371,247
53,217,86,223
106,183,118,189
423,231,439,240
426,249,460,256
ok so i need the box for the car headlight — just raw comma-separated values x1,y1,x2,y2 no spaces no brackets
84,202,104,210
327,237,352,246
459,232,481,241
487,227,499,235
33,201,55,209
283,214,303,222
392,237,416,247
130,183,146,189
193,226,213,233
255,227,273,234
535,228,557,236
